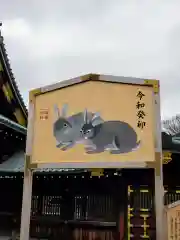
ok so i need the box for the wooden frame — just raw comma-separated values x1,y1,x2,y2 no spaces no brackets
20,74,164,240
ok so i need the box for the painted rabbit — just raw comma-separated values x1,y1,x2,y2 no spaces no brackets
53,104,104,151
81,110,140,154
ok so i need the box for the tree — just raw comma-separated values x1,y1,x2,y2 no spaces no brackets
162,115,180,135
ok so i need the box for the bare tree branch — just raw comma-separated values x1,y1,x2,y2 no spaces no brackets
162,115,180,135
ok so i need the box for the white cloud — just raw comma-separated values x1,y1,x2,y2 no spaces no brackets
2,18,32,38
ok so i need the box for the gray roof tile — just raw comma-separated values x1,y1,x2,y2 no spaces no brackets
0,114,26,134
0,151,85,173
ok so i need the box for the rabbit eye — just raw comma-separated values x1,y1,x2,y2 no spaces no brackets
64,123,68,127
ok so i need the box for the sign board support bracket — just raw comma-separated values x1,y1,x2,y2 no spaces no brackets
25,155,37,171
144,79,159,93
90,168,104,177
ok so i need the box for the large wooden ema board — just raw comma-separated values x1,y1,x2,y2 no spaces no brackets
26,74,160,169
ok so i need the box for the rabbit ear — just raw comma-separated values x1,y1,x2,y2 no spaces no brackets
54,104,60,120
61,104,68,117
91,112,103,126
92,112,101,121
84,109,89,123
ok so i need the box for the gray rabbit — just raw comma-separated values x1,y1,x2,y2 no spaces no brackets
53,104,104,151
80,109,140,154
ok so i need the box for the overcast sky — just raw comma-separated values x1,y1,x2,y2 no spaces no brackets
0,0,180,119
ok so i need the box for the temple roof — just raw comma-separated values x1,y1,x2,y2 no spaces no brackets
0,26,27,126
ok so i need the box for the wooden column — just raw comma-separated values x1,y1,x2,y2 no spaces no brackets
20,167,33,240
154,86,164,240
20,98,35,240
154,160,164,240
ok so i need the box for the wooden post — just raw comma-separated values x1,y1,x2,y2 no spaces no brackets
20,167,33,240
154,161,164,240
20,98,35,240
154,86,164,240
